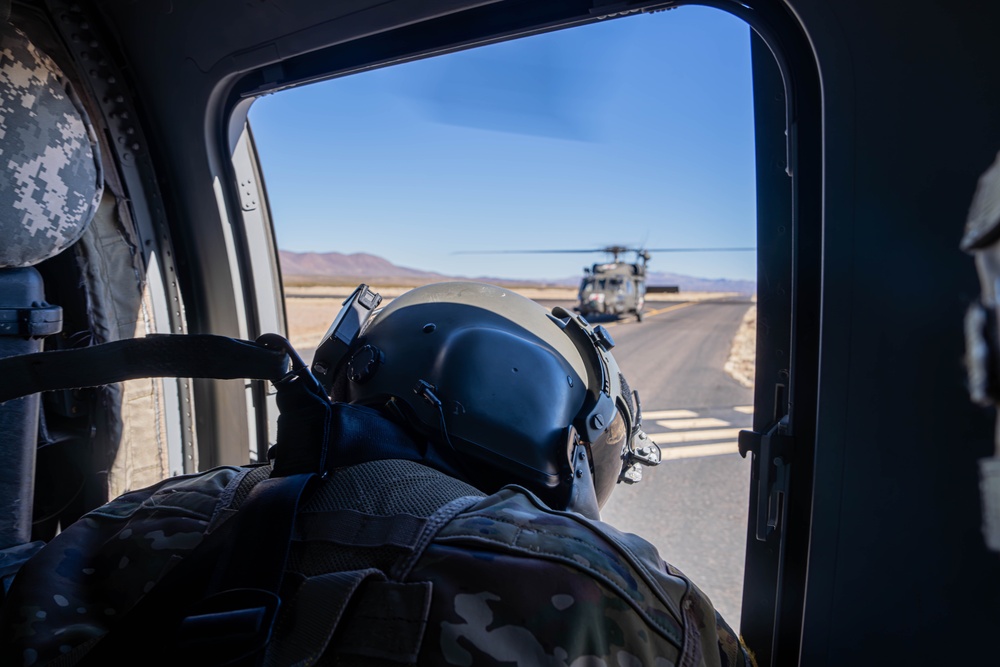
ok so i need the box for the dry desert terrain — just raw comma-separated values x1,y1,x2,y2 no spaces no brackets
282,284,748,356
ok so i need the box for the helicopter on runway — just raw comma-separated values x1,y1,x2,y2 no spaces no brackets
576,245,653,322
478,245,755,322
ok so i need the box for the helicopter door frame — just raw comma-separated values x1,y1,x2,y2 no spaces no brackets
218,1,822,663
712,2,822,664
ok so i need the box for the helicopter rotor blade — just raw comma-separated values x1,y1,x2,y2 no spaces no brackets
452,249,617,254
640,247,756,252
453,247,756,254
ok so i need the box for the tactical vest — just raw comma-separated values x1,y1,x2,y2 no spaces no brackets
0,458,748,667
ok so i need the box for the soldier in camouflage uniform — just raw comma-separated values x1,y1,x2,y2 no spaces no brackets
0,12,751,665
2,283,753,666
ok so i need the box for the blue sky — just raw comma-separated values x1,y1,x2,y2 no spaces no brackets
249,6,756,282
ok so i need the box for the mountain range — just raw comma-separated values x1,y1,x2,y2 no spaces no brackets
278,250,756,294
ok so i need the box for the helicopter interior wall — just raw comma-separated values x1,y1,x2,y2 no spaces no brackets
786,0,1000,664
14,0,1000,664
5,5,189,531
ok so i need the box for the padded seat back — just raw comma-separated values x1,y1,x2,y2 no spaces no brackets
1,21,102,268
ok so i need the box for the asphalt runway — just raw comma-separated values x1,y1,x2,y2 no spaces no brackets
538,297,755,628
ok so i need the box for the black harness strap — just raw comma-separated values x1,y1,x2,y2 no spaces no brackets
262,568,388,667
331,579,433,664
77,471,319,667
264,494,484,665
176,472,320,666
0,334,289,403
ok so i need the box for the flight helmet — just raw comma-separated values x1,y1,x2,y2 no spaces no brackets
312,282,659,518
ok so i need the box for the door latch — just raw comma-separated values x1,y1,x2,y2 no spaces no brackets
739,415,793,541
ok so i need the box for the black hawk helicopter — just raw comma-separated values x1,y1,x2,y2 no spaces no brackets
474,245,755,322
577,245,652,322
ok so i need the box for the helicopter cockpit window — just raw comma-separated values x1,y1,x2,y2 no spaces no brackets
249,5,756,626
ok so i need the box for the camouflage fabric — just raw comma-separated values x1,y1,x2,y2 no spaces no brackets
0,22,103,268
409,487,752,667
0,462,752,667
0,466,246,665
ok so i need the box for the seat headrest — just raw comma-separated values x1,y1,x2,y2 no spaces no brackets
0,22,103,268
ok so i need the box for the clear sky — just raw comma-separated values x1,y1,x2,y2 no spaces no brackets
248,6,757,282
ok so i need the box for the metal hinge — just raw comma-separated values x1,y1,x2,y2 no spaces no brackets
238,175,259,211
739,415,793,541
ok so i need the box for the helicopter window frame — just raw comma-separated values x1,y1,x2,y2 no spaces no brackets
219,1,823,664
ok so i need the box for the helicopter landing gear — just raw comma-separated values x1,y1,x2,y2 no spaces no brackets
635,309,644,322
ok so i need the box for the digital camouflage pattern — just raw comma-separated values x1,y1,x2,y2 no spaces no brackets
0,463,752,667
0,22,102,268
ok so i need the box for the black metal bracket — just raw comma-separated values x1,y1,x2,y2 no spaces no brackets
0,303,62,338
739,415,793,541
589,1,679,17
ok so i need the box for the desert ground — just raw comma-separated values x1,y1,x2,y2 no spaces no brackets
282,284,756,392
282,285,749,357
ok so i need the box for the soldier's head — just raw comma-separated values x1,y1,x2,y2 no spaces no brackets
313,282,659,519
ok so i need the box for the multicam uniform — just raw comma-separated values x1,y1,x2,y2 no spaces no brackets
1,459,751,667
412,488,750,667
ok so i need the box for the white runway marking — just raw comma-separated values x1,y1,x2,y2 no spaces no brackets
649,428,744,445
639,406,751,459
659,442,740,460
656,417,731,429
643,409,699,420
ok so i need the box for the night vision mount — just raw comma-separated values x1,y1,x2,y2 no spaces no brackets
311,284,383,394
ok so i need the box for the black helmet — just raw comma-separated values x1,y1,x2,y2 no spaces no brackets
312,282,659,518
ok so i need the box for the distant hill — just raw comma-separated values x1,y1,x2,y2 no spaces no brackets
278,250,565,288
279,250,450,285
278,250,755,293
645,271,756,295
